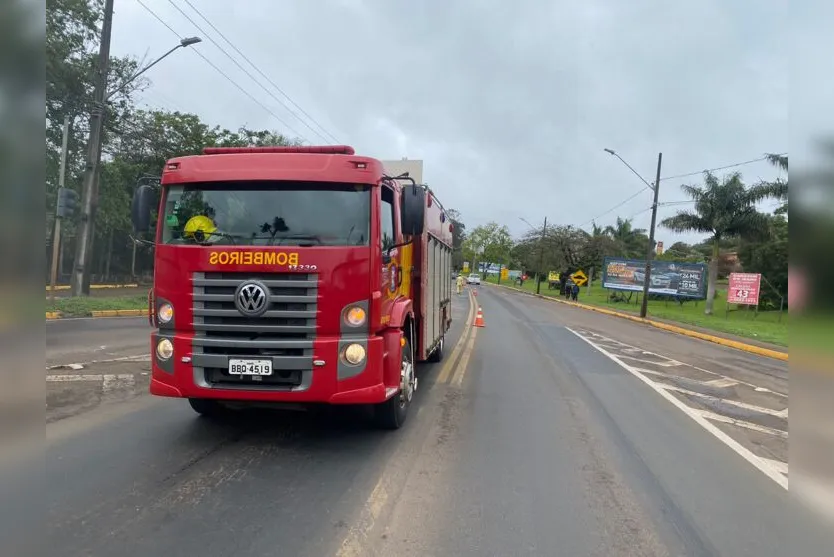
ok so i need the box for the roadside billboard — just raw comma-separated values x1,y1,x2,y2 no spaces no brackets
727,272,761,305
601,256,707,298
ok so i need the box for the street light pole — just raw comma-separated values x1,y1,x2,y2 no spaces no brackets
536,216,547,294
640,153,663,319
70,26,202,296
604,149,663,319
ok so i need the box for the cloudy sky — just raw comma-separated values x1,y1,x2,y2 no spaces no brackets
112,0,787,245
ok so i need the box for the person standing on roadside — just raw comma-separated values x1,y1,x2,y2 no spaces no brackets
456,273,465,296
571,281,580,301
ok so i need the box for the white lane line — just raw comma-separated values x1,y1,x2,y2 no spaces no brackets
759,457,789,476
566,326,789,490
46,354,150,370
693,409,788,439
577,329,788,398
47,373,136,382
656,384,789,420
704,377,739,388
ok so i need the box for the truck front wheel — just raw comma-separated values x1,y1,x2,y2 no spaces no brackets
374,336,414,429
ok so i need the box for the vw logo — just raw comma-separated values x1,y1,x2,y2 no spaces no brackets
234,281,270,317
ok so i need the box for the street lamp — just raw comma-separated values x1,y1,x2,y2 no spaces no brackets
71,36,202,296
604,148,663,319
519,216,548,294
106,37,202,101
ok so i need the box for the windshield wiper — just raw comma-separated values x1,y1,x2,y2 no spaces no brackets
272,234,324,246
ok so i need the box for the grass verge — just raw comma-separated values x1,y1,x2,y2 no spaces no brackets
47,295,148,318
486,276,787,347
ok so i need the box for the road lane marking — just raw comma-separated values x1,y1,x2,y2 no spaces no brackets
566,326,789,490
437,288,475,384
46,354,151,370
656,384,788,420
451,324,478,387
693,409,788,439
335,290,476,556
575,328,788,397
336,477,390,557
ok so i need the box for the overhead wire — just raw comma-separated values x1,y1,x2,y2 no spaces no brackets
180,0,341,144
577,152,788,231
164,0,331,144
135,0,311,143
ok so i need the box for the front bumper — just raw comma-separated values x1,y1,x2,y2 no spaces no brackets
149,331,388,404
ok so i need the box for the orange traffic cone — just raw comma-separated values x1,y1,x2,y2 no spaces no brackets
473,307,485,327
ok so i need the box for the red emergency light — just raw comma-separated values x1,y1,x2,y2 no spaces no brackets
202,145,356,155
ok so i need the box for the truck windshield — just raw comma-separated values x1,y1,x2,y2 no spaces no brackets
160,182,370,246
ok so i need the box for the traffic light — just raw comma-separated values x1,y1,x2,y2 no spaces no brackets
56,187,80,218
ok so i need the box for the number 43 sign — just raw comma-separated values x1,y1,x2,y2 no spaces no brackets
727,273,761,305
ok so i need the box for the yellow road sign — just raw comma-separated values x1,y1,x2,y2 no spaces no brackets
500,268,509,280
570,270,588,287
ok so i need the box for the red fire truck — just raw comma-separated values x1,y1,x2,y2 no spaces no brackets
131,145,453,428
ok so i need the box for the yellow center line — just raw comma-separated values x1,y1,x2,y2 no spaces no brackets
451,321,479,387
437,288,476,384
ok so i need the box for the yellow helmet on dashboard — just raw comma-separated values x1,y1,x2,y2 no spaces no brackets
183,215,217,241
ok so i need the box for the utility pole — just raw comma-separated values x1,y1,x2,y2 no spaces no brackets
50,116,71,304
535,216,547,294
71,0,114,296
639,152,663,319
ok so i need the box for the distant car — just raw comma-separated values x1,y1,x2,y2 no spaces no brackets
467,273,481,285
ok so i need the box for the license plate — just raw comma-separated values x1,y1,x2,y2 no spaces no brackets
228,359,273,376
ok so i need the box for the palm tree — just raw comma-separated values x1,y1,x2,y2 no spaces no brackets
604,217,647,258
755,153,788,214
661,171,771,315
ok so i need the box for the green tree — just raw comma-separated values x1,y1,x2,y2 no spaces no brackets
755,153,788,215
604,217,648,258
661,171,771,314
464,222,513,276
737,215,788,309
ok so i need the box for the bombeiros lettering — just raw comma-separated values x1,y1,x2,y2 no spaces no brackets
209,251,299,266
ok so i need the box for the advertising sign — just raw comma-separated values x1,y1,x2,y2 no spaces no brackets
727,272,761,305
602,257,707,298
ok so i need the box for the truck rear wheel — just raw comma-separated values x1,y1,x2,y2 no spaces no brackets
374,336,414,429
188,398,226,418
427,335,444,363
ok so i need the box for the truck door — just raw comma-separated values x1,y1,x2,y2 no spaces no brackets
379,185,400,317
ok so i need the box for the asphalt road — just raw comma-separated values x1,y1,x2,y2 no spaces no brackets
42,285,833,556
46,316,150,367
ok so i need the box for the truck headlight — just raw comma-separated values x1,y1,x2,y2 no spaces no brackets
156,338,174,360
342,343,366,365
344,306,367,327
158,302,174,324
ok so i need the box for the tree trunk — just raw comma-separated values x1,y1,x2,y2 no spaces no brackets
705,241,719,315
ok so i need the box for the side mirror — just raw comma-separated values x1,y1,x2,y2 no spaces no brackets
400,184,426,236
131,184,155,233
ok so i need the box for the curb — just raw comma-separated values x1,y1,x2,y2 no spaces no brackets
46,283,139,292
90,309,149,317
45,309,148,320
487,282,788,362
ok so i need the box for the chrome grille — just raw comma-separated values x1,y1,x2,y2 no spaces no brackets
192,272,318,389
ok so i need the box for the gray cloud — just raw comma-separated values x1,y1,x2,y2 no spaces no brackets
113,0,787,245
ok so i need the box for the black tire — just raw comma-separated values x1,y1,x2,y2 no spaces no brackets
188,398,226,418
374,336,413,430
427,335,444,363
